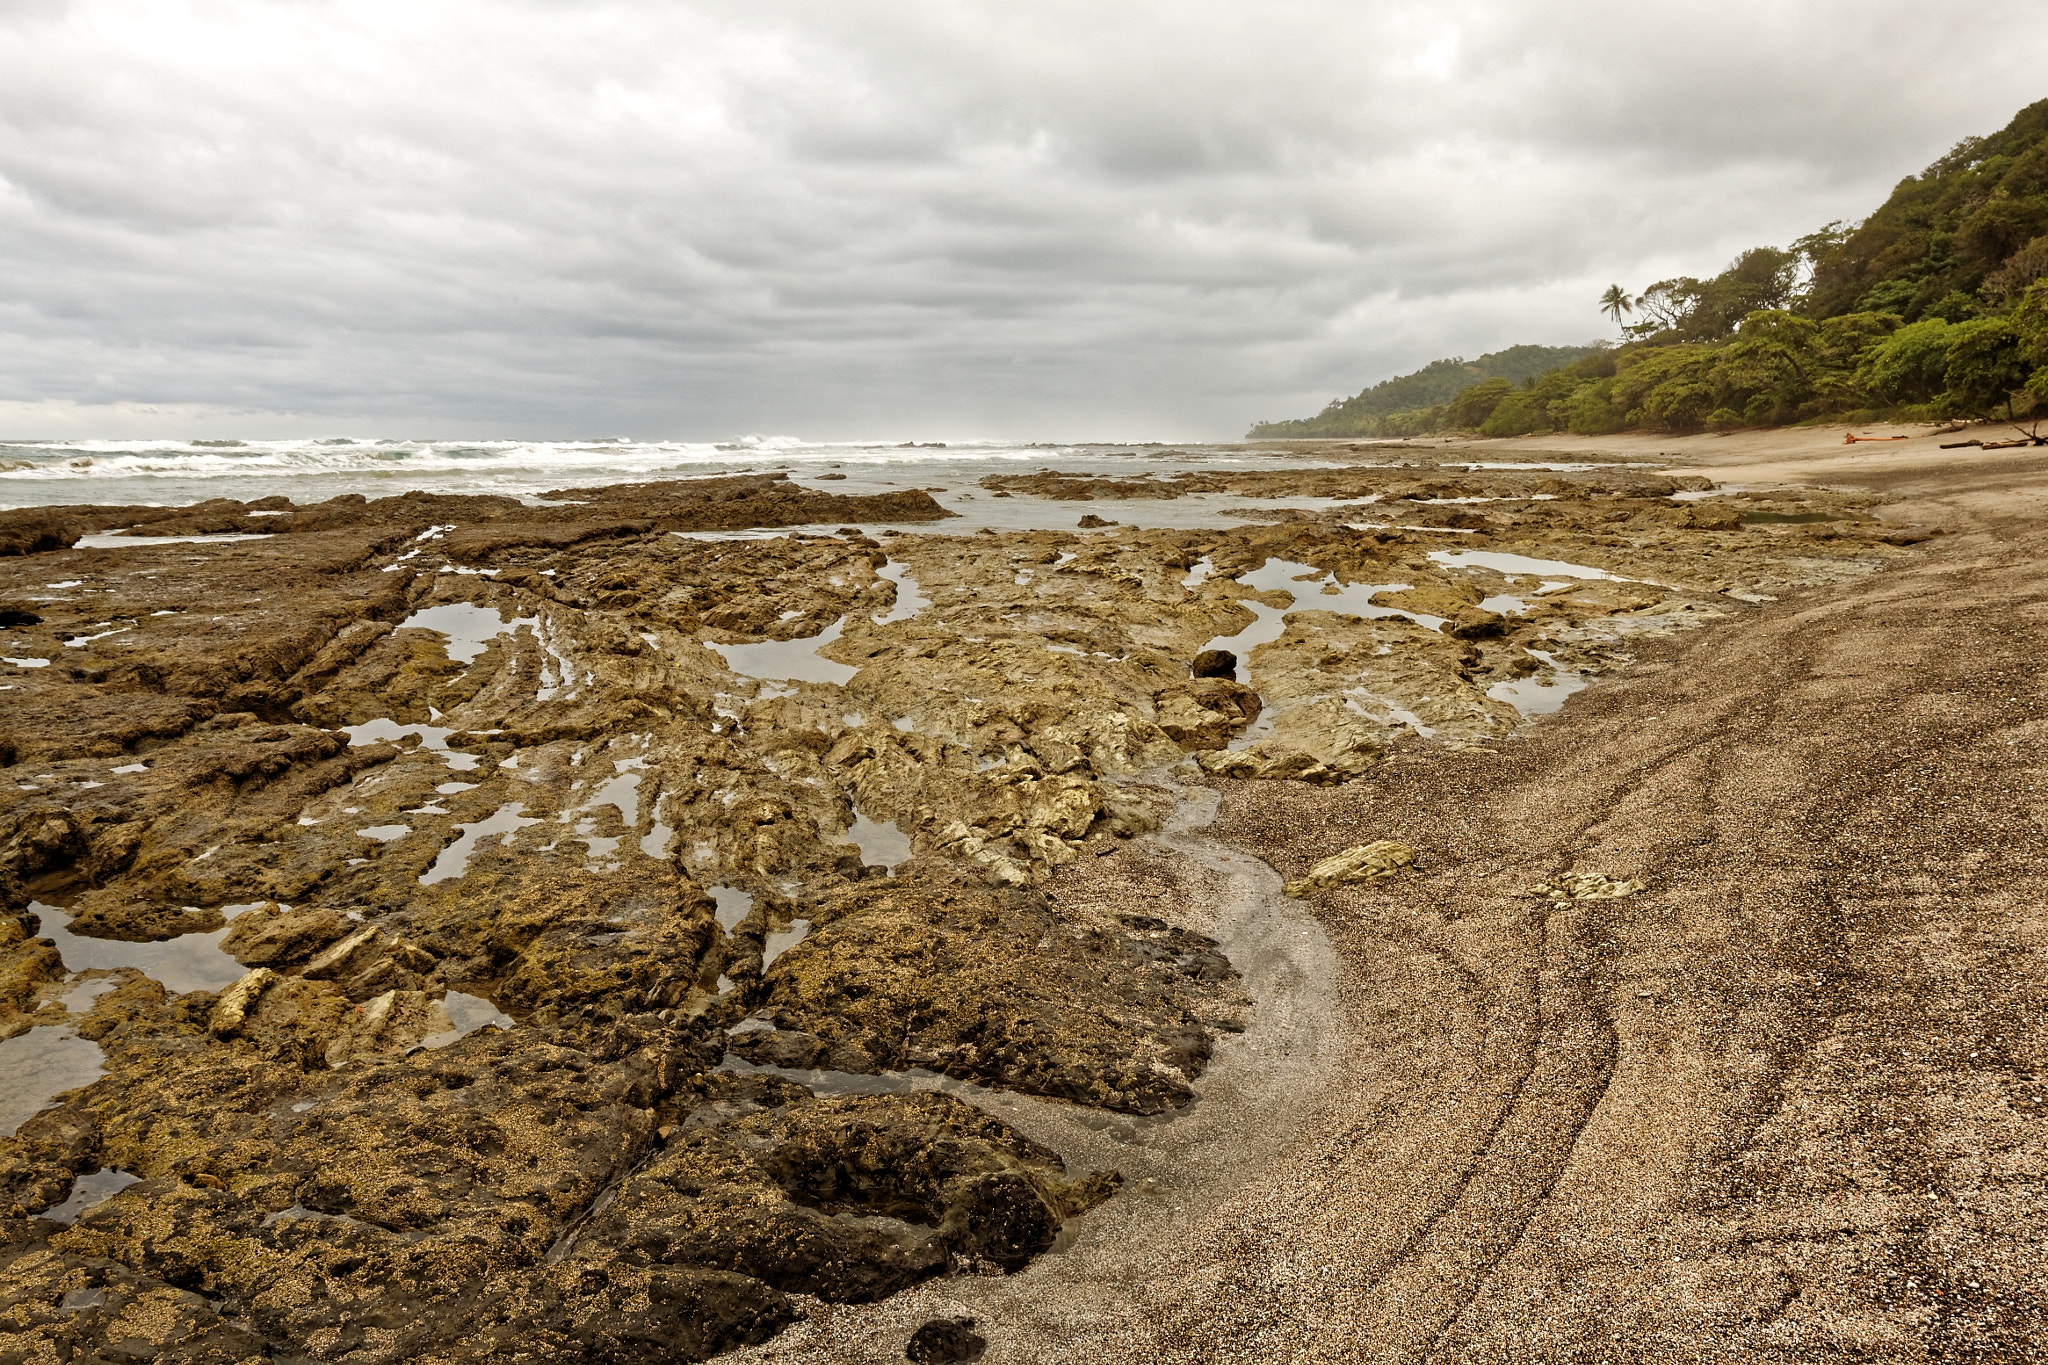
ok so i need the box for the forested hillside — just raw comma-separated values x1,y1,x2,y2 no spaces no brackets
1248,344,1597,438
1251,98,2048,439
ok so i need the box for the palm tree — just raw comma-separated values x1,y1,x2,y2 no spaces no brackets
1600,284,1634,329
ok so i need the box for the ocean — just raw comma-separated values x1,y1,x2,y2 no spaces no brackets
0,434,1395,533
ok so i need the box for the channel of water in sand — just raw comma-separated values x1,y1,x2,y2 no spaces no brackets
710,776,1344,1362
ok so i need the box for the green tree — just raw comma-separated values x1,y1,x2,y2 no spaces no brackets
1566,379,1628,434
1943,318,2031,416
1956,195,2048,273
1984,234,2048,305
1611,347,1721,428
1805,100,2048,318
1246,343,1600,438
1625,278,1703,337
2020,282,2048,404
1791,220,1854,271
1857,318,1956,404
1624,248,1803,344
1447,376,1515,429
1478,391,1549,437
1810,311,1905,407
1712,311,1818,425
1251,98,2048,440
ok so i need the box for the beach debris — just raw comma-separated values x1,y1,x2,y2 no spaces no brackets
1529,872,1647,901
1282,840,1417,898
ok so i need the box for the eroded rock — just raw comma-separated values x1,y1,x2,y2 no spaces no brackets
753,881,1243,1114
566,1090,1115,1298
1282,841,1418,897
0,460,1922,1357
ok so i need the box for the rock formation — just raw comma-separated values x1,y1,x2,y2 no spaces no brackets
0,461,1921,1358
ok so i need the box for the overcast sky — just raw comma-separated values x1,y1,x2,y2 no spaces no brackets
0,0,2043,442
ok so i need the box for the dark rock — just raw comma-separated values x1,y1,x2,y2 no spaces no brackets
756,882,1247,1114
61,900,226,944
728,1027,831,1070
440,1263,796,1364
0,1228,279,1360
1443,607,1506,640
220,905,354,966
1075,514,1117,528
0,512,82,557
1190,649,1237,679
567,1091,1115,1304
907,1316,987,1362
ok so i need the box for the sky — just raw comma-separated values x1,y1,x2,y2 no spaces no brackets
0,0,2044,443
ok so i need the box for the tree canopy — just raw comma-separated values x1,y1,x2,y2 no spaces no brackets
1247,344,1600,439
1248,97,2048,439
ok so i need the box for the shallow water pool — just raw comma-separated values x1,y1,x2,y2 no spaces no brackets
1429,548,1643,583
1199,558,1444,684
419,804,542,885
398,601,540,665
709,617,860,687
872,561,929,623
30,899,251,995
0,1027,104,1137
845,812,911,870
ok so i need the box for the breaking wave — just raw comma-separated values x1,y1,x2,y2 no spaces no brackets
0,435,1063,507
0,436,874,483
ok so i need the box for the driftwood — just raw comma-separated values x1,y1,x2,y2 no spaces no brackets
1979,423,2048,449
1939,424,2044,450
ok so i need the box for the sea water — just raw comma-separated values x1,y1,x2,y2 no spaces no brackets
0,436,1413,531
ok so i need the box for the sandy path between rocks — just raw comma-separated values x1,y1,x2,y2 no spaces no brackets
719,443,2048,1362
712,784,1348,1362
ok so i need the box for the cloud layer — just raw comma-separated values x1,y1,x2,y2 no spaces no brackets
0,0,2043,439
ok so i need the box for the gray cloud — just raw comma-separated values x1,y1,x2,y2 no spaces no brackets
0,0,2043,440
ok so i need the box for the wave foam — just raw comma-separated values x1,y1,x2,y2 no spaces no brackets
0,436,1035,483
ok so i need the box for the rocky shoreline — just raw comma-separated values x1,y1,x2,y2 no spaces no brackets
0,455,1933,1360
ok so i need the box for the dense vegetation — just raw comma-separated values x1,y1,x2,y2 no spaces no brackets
1250,98,2048,439
1247,344,1599,438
